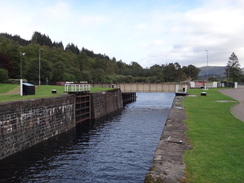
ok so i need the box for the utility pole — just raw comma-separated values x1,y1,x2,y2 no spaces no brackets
39,48,44,85
205,50,208,82
20,52,25,96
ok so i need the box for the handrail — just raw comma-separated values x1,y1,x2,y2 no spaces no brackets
64,84,91,92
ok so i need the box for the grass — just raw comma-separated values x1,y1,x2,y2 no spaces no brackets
0,84,113,103
184,88,244,183
0,84,19,93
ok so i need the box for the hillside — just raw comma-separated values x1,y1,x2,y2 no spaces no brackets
0,31,200,83
199,66,226,77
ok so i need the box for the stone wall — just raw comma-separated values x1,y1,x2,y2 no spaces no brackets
0,94,75,160
90,89,123,119
0,89,126,160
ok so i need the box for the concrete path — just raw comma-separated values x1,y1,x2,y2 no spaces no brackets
219,88,244,122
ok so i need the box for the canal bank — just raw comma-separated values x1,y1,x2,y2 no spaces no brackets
0,89,136,160
145,96,191,183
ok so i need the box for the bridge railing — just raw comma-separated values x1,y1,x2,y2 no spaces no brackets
64,83,91,93
92,83,189,93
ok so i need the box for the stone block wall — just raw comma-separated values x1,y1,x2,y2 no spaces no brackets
0,94,75,160
90,89,123,119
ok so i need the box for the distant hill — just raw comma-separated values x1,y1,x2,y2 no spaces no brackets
199,66,226,77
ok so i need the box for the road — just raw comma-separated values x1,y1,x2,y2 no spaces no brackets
220,88,244,122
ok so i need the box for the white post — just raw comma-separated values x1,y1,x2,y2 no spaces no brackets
184,85,187,93
235,82,238,89
175,85,179,92
19,52,25,96
20,79,23,96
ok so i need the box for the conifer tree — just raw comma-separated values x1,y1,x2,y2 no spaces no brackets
225,52,242,82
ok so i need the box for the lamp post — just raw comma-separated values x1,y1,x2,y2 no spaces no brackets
20,52,25,96
205,50,208,82
39,48,44,85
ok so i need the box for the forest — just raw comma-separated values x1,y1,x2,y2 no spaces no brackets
0,31,200,84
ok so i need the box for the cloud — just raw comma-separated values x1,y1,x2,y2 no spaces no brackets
78,15,107,25
0,0,244,68
44,2,72,20
137,0,244,68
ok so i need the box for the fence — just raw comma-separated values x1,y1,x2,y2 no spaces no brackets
64,83,91,93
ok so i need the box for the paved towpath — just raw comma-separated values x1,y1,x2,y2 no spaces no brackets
219,88,244,122
145,96,191,182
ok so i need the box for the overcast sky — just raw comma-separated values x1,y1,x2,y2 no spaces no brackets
1,0,244,68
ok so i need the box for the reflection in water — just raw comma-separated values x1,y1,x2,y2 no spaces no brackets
0,93,174,183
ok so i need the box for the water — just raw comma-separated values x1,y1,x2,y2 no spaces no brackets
0,93,175,183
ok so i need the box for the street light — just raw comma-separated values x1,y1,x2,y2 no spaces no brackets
39,48,44,85
20,52,25,96
205,50,208,81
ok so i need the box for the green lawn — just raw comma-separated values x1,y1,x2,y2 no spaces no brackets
184,88,244,183
0,84,19,93
0,84,113,103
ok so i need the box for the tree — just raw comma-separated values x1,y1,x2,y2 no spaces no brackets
52,61,65,82
31,31,53,47
0,54,14,78
0,33,30,46
0,35,21,78
80,70,93,83
0,68,8,83
163,63,176,82
225,52,242,82
65,43,80,55
0,31,206,84
92,69,105,83
163,62,185,82
182,64,200,80
174,62,183,82
53,41,64,50
26,58,52,83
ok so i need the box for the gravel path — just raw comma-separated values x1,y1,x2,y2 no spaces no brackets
219,88,244,122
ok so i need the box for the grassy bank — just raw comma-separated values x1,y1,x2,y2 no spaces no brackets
0,84,113,103
0,84,19,94
184,88,244,183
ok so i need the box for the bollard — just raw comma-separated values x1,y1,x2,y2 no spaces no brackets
201,92,206,96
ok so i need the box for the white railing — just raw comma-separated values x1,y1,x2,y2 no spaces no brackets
64,83,91,92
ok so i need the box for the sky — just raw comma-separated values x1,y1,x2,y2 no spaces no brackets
1,0,244,68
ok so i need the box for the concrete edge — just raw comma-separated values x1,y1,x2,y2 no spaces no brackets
144,96,192,183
